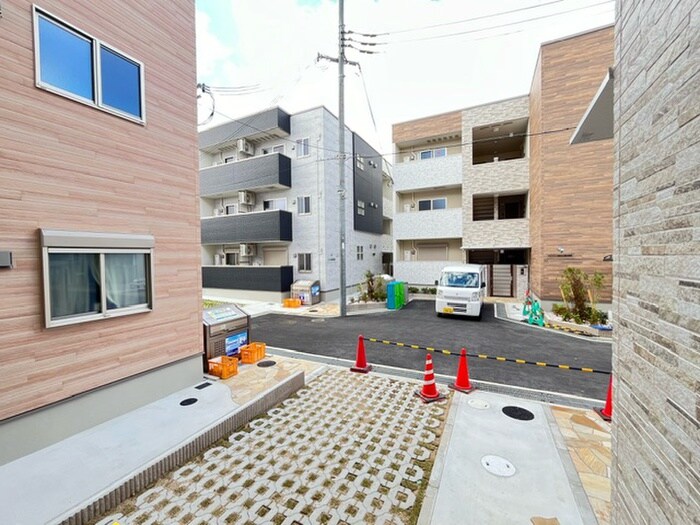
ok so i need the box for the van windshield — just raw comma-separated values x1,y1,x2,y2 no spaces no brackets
440,272,479,288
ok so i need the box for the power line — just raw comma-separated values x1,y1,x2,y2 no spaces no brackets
347,0,613,47
348,0,565,37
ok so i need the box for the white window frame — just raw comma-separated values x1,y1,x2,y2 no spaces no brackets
298,253,312,272
297,195,311,215
418,197,447,211
224,156,235,164
357,245,364,261
296,138,310,158
433,147,447,158
272,144,285,154
41,229,154,328
419,150,433,160
33,7,146,124
263,198,287,211
356,156,365,170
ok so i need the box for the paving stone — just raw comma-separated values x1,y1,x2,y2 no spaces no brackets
93,368,447,525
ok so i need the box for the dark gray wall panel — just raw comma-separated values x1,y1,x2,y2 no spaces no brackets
199,108,291,150
201,210,293,244
200,154,291,197
202,266,294,292
352,134,383,234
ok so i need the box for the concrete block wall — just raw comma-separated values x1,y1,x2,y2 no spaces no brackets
612,0,700,523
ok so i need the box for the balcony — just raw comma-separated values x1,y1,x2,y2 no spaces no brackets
202,265,294,292
393,154,462,192
468,157,529,194
394,208,462,241
381,234,393,253
200,153,291,198
382,197,393,219
462,218,530,249
199,108,291,153
201,210,293,245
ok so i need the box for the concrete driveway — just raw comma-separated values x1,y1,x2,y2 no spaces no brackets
251,300,612,400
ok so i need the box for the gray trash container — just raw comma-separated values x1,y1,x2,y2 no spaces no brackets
291,280,321,305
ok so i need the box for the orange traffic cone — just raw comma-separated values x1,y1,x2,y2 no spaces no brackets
596,375,613,421
449,348,475,394
350,335,372,373
415,354,446,403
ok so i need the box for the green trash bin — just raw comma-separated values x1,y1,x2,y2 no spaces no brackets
396,281,405,309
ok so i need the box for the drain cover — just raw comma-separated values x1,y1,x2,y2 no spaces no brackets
257,360,276,368
481,455,516,477
194,382,212,390
180,397,198,406
502,406,535,421
468,399,490,410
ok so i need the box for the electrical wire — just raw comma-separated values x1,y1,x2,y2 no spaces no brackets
347,0,565,37
348,0,613,46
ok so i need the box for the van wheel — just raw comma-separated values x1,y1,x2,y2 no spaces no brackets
436,312,443,318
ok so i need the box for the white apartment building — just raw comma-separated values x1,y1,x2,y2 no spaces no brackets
392,96,530,297
198,106,388,302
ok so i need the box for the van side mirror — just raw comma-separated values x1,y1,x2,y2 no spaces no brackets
434,280,438,286
481,281,486,288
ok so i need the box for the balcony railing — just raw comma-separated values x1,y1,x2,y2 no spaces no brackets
393,208,462,240
462,218,530,249
201,210,293,245
200,153,291,198
202,265,294,292
394,154,462,192
199,108,291,153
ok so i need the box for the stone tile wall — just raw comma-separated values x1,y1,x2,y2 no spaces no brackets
612,0,700,522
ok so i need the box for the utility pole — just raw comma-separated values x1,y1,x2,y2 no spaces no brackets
317,1,359,316
338,0,347,317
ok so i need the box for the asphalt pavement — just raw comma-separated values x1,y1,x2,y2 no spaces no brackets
251,300,612,400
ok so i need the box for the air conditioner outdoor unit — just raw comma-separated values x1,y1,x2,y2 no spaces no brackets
213,207,224,216
238,190,256,205
240,243,256,257
237,138,253,156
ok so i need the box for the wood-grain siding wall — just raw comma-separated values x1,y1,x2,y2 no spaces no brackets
528,26,615,302
392,111,463,146
0,0,201,420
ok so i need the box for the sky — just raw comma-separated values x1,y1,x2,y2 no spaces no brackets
195,0,615,156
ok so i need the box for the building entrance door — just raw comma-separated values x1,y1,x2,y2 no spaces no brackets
491,264,513,297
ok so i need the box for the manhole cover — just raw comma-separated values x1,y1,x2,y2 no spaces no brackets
481,455,516,477
180,397,198,406
502,406,535,421
257,360,276,368
468,399,490,410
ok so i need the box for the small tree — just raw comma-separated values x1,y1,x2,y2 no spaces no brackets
557,267,607,325
358,270,387,302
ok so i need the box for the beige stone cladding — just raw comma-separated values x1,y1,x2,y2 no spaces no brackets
529,26,615,302
0,1,201,421
612,0,700,523
462,95,530,248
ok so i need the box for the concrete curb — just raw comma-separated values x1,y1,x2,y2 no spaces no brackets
57,372,306,525
417,391,460,525
493,303,613,345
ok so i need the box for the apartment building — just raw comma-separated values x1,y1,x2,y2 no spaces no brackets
0,1,201,463
529,26,614,303
392,26,613,301
392,110,465,286
198,106,386,301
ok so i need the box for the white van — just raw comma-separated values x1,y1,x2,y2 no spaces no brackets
435,264,487,319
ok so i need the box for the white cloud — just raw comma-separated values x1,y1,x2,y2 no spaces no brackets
196,0,615,154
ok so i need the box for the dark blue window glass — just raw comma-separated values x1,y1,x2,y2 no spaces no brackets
100,46,142,118
37,16,94,101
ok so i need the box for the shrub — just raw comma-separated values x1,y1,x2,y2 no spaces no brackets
555,267,608,325
357,270,388,302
